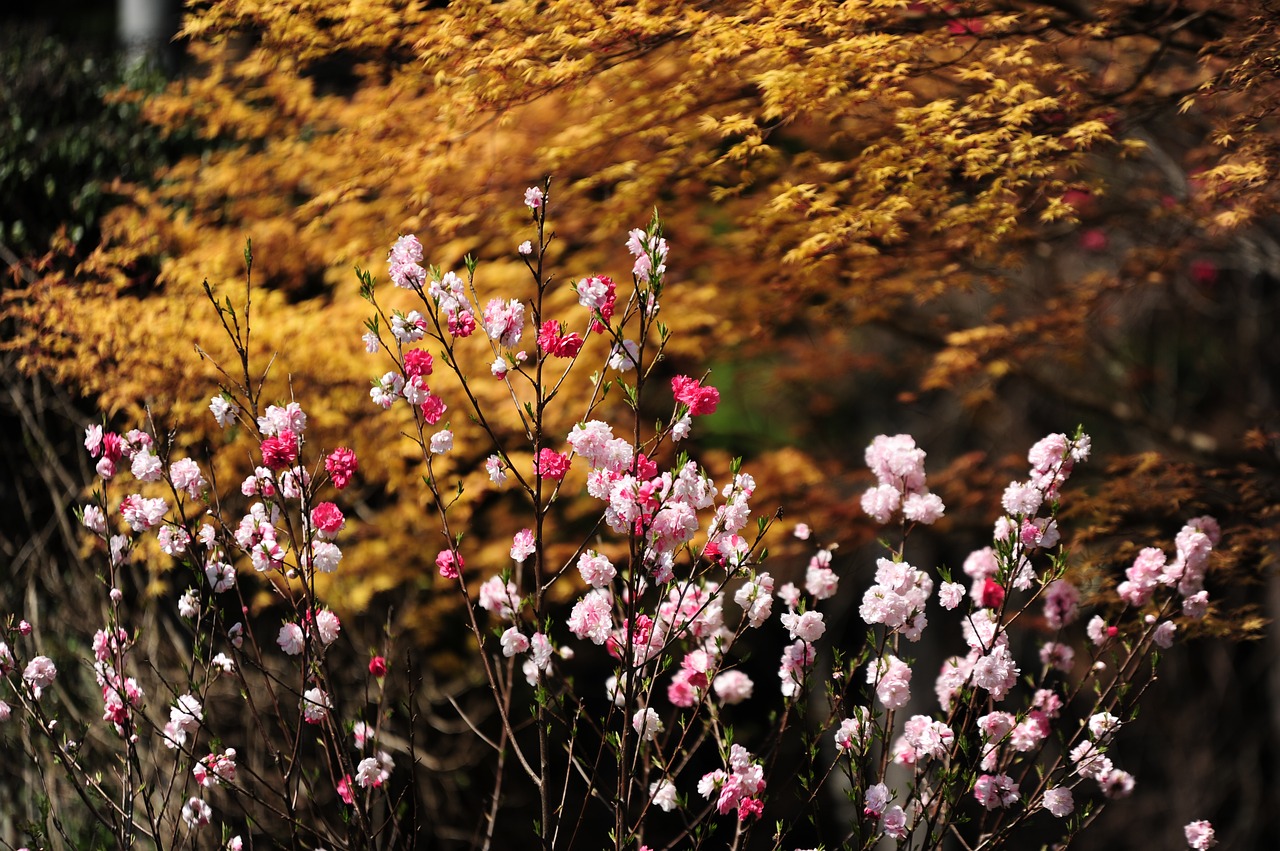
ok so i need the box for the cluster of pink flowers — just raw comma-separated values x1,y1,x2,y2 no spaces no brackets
698,744,765,820
860,433,945,525
5,190,1229,849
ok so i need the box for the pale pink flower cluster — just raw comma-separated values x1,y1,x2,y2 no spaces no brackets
479,575,521,620
860,434,945,525
1185,820,1217,850
804,548,838,599
973,773,1019,809
356,751,394,788
193,748,237,787
22,656,57,700
893,715,955,765
698,744,765,820
712,670,754,705
734,571,774,628
649,778,678,812
862,783,908,839
860,557,933,640
388,234,426,289
834,710,870,752
626,226,668,281
482,298,526,348
163,694,203,749
867,653,912,709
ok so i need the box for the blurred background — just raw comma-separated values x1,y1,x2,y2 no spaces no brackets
1,1,1277,848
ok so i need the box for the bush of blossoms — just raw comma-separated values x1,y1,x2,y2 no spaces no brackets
0,183,1220,851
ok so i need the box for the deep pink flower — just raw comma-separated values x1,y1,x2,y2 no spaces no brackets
369,656,387,678
337,774,354,805
325,447,358,489
537,320,584,358
403,348,434,378
980,578,1005,610
436,550,463,579
671,375,719,416
310,502,345,537
420,395,447,425
260,430,298,472
535,448,571,481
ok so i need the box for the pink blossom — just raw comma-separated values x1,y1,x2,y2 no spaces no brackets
120,494,168,531
1182,590,1210,619
667,669,699,707
650,779,678,812
314,609,341,646
310,502,345,538
867,653,912,710
337,774,354,805
523,186,544,209
260,430,298,471
903,491,945,524
436,550,463,580
479,575,520,620
301,687,330,724
860,483,901,524
881,805,908,839
1039,641,1075,671
805,554,839,599
403,348,434,378
834,711,870,752
534,448,571,480
1042,786,1073,817
780,609,826,643
23,656,57,698
1001,481,1042,516
325,447,358,489
278,623,304,656
388,234,426,289
568,590,613,645
1044,579,1080,629
1070,741,1113,780
500,627,530,657
972,643,1019,700
193,749,237,787
170,458,208,499
670,375,720,416
537,320,584,358
576,550,616,588
485,454,508,486
632,707,663,741
713,670,754,705
356,752,393,788
482,298,526,347
865,434,927,492
181,797,212,828
1100,768,1135,799
1184,820,1217,850
973,773,1019,809
939,581,965,610
575,274,616,332
863,783,890,816
164,694,203,749
510,528,536,563
980,578,1005,610
429,429,453,453
369,656,388,678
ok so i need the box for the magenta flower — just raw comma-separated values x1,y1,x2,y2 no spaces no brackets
260,430,298,472
671,375,720,416
325,447,358,489
534,448,571,481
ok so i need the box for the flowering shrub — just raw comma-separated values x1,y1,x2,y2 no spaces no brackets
0,185,1222,850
